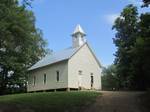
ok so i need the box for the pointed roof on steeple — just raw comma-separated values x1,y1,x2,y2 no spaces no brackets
72,24,86,36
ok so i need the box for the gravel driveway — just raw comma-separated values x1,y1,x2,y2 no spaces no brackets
83,91,146,112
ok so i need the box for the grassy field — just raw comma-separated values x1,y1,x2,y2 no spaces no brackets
0,91,100,112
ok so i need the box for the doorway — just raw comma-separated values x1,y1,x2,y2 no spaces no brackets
78,70,82,90
91,74,94,89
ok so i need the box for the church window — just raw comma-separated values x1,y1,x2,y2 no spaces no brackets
33,76,36,86
56,71,59,82
79,70,82,75
44,74,46,84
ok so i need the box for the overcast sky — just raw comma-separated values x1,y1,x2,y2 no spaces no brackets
30,0,148,66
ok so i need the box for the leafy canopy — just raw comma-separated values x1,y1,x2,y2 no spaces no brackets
0,0,48,94
113,4,150,90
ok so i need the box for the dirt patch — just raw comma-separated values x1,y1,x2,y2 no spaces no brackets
83,91,146,112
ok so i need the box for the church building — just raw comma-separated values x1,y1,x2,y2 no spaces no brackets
27,25,102,92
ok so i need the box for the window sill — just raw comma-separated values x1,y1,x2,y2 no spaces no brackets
56,81,64,83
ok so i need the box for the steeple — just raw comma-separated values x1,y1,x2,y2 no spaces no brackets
72,24,86,48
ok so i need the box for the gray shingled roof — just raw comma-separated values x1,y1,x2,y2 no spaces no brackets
28,46,80,71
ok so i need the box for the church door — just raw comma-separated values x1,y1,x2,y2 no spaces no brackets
91,74,94,89
78,71,82,89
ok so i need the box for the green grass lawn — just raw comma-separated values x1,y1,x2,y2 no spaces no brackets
0,91,100,112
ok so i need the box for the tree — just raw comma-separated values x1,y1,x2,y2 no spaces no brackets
113,5,139,89
131,13,150,89
113,4,150,90
0,0,48,95
142,0,150,7
102,65,119,90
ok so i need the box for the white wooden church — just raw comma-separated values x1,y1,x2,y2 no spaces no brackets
27,25,102,92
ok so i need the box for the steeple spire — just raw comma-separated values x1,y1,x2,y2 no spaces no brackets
71,24,86,48
72,24,86,36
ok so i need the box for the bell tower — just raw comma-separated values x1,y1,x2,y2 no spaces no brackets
72,24,86,48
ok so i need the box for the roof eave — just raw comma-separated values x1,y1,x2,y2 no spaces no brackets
28,59,69,72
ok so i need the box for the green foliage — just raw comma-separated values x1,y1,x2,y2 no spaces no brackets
102,65,119,90
0,92,100,112
113,4,150,90
0,0,48,94
142,0,150,7
131,13,150,89
113,5,139,89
